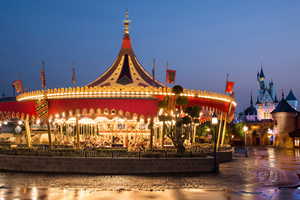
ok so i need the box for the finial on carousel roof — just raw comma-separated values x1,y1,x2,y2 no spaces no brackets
123,8,131,34
282,89,284,100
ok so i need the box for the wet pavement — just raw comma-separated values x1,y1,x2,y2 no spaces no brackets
0,146,300,199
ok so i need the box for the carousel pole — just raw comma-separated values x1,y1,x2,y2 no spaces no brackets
217,114,223,148
161,122,165,149
47,120,53,150
24,119,31,148
76,116,80,149
150,121,153,150
60,124,63,139
43,61,52,150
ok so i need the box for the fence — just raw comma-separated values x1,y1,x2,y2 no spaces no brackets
0,146,231,159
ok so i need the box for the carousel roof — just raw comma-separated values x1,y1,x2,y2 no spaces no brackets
85,11,165,88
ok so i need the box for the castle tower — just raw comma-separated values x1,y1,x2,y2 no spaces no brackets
271,93,297,148
255,65,278,120
286,88,298,111
257,65,266,102
269,79,275,100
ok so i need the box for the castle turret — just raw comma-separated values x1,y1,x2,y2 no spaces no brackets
257,65,266,102
269,79,275,100
286,88,298,111
271,93,297,148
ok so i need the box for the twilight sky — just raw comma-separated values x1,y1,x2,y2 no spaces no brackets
1,0,300,113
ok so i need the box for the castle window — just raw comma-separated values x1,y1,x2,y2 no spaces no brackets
265,102,270,106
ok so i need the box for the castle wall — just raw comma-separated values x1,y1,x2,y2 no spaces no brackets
272,112,297,148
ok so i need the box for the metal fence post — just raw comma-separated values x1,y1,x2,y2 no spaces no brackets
139,149,141,159
60,150,62,158
85,150,87,158
112,151,113,159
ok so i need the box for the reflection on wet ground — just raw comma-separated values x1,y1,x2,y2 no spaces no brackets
0,147,300,200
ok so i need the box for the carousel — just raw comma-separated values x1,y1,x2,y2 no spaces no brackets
0,11,236,150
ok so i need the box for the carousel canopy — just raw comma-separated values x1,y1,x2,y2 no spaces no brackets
85,10,165,88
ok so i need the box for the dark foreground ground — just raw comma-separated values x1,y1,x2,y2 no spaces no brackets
0,146,299,200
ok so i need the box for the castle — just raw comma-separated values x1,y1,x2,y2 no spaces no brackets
244,66,298,121
243,65,299,149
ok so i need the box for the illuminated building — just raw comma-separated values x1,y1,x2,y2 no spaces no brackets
0,11,236,149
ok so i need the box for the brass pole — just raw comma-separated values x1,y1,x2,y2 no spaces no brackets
24,120,31,148
150,121,153,150
47,120,53,150
217,114,223,148
161,122,165,149
76,117,80,149
221,116,227,146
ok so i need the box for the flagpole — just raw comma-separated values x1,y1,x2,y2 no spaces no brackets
43,61,47,98
19,73,23,92
225,73,229,93
73,61,76,88
152,59,155,87
165,61,168,88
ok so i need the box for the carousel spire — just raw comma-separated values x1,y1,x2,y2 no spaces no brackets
123,9,131,34
85,10,165,88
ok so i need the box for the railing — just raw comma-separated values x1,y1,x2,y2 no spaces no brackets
0,147,231,159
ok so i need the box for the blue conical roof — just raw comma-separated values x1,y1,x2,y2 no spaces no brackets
286,89,297,101
260,67,265,78
271,98,297,114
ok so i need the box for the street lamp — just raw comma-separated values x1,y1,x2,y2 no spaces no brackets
243,125,248,157
211,112,218,173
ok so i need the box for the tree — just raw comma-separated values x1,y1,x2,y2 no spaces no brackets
158,85,201,153
233,123,245,138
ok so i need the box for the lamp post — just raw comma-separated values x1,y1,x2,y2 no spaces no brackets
211,112,218,173
244,125,248,157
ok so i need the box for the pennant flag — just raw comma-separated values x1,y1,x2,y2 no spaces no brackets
225,81,235,94
166,69,176,84
35,99,48,123
41,70,45,87
13,80,22,93
72,61,75,84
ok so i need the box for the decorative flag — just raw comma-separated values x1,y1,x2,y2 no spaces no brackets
166,69,176,84
72,61,75,84
225,81,235,94
35,99,48,123
13,80,22,93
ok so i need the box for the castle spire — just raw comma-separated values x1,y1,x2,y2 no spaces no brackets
250,91,253,107
260,63,265,78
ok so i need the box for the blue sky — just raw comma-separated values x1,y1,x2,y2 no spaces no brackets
1,0,300,113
